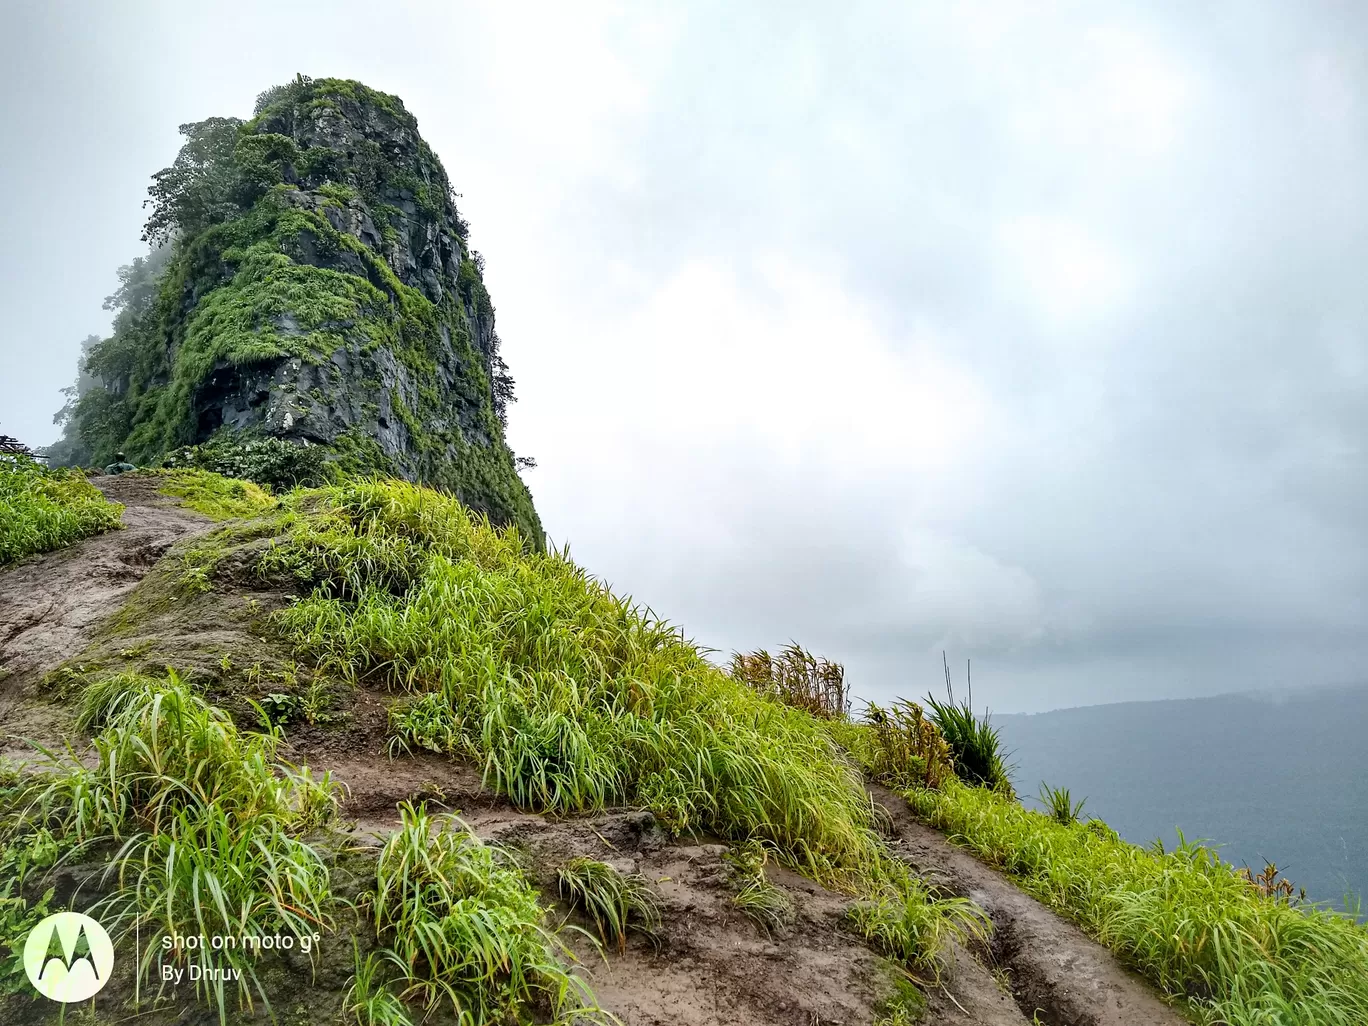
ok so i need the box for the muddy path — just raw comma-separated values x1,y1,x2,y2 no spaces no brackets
870,783,1189,1026
318,749,1031,1026
0,473,212,758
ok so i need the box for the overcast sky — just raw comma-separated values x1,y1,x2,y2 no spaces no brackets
2,1,1364,712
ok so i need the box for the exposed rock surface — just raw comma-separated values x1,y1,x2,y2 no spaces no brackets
71,78,541,542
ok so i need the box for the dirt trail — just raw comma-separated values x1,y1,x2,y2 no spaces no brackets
309,746,1030,1026
0,473,211,757
0,478,1192,1025
871,784,1189,1026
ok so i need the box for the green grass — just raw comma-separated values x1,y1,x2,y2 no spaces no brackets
345,939,416,1026
556,856,661,952
733,876,796,934
724,839,795,934
155,467,278,519
361,802,610,1025
1037,781,1087,826
846,862,991,979
0,456,123,564
730,642,849,718
259,477,981,970
0,808,58,996
831,699,956,790
269,480,881,878
16,669,339,1023
908,778,1368,1025
923,691,1013,794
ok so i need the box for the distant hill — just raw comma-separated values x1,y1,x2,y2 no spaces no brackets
996,685,1368,917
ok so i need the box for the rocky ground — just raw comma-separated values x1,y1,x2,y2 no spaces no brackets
0,476,1188,1025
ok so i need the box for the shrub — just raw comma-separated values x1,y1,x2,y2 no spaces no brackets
160,435,332,491
0,456,123,565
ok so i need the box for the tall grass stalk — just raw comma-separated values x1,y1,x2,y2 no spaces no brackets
924,654,1012,793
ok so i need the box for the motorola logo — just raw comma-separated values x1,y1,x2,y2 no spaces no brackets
23,912,115,1002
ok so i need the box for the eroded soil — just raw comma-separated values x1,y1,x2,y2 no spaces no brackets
318,751,1029,1026
0,474,212,759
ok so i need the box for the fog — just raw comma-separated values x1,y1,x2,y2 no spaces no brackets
2,1,1364,711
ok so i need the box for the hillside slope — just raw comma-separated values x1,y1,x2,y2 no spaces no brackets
0,474,1192,1026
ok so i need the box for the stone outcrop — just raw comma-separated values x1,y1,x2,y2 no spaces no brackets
73,77,541,543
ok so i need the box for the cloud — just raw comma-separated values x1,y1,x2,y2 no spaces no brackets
2,0,1365,712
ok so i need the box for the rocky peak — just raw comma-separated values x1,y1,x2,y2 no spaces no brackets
67,77,541,544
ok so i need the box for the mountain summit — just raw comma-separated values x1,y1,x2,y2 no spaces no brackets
62,76,541,543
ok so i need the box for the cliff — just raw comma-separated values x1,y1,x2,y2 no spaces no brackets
67,76,541,544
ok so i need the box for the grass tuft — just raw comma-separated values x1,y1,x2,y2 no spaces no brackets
0,456,122,565
846,865,991,978
734,877,796,935
17,669,339,1023
1037,782,1087,826
832,700,955,790
362,801,610,1024
556,856,662,952
924,656,1012,794
724,839,795,934
730,642,850,719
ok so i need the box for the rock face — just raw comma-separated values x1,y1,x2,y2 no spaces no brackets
79,77,541,544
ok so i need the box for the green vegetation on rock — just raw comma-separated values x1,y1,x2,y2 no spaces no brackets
161,435,333,491
0,457,123,565
55,74,542,546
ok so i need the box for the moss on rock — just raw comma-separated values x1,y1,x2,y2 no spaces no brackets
70,76,543,547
